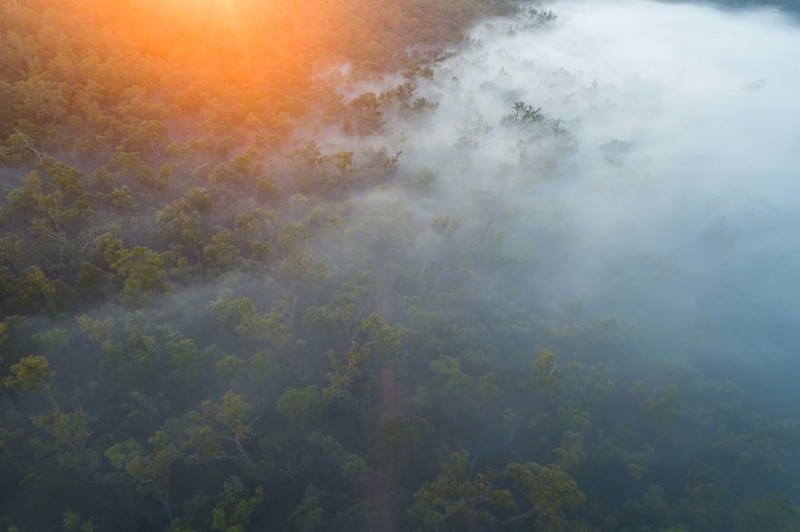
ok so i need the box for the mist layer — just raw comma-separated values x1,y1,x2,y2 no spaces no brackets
356,0,800,386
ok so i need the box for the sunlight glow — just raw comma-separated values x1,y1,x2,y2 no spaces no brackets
81,0,320,112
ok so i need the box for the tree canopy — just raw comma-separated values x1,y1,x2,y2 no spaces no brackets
1,0,798,531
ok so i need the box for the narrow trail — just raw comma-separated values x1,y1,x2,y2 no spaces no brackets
364,262,403,531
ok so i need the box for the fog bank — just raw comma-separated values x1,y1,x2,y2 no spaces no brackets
343,0,800,391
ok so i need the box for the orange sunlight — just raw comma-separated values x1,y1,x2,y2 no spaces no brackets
80,0,327,113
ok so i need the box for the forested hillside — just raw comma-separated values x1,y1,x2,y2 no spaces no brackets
1,0,799,530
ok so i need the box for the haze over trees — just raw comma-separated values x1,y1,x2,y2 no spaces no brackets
1,0,799,530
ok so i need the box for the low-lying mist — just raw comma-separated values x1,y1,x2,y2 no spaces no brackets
330,0,800,403
5,0,800,527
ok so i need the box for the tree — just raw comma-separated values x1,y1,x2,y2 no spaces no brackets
501,101,544,128
105,431,179,521
113,246,168,307
409,450,512,531
183,392,262,478
208,476,264,532
505,462,585,531
30,406,98,481
733,494,800,532
2,354,55,399
346,92,383,135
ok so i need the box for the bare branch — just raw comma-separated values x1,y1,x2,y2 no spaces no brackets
14,129,45,162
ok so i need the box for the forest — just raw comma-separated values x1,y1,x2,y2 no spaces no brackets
1,0,799,530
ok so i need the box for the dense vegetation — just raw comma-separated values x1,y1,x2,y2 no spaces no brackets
1,0,799,530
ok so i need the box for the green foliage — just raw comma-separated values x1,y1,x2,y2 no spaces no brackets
2,354,54,395
31,407,93,463
506,462,585,530
533,349,559,394
502,101,545,128
62,511,94,532
370,415,433,465
208,477,264,532
409,450,512,531
554,431,585,472
323,342,374,404
677,477,733,529
113,247,168,307
429,355,500,416
1,0,798,530
276,385,325,427
733,494,800,532
105,431,179,519
292,485,325,532
346,92,384,135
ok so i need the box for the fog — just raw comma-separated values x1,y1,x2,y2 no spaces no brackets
6,0,800,527
331,0,800,402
